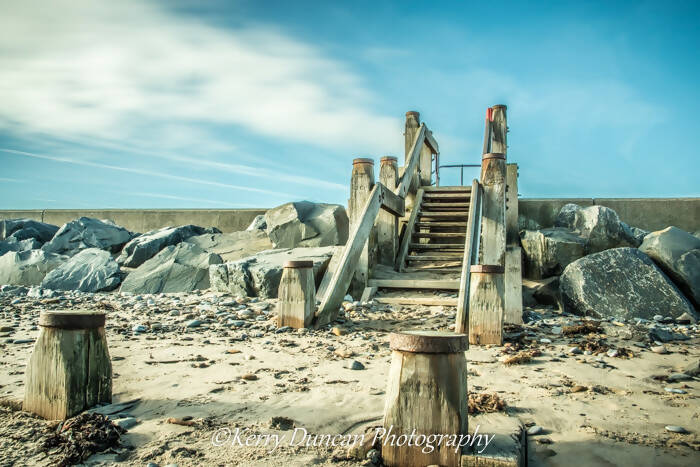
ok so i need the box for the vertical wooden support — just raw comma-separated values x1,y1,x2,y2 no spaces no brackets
504,163,523,324
490,105,507,155
455,180,482,334
277,261,315,329
383,331,469,467
403,111,421,219
419,144,432,186
468,265,504,345
377,156,398,266
23,311,112,420
349,158,375,299
479,153,507,266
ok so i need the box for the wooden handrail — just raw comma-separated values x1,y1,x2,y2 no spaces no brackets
395,123,427,198
455,179,483,334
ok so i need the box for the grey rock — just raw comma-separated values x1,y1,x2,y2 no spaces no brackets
649,327,690,343
0,218,58,243
115,417,139,429
118,225,220,268
0,237,42,256
664,425,689,434
683,359,700,377
185,230,272,262
527,426,544,436
520,228,586,279
41,248,121,292
246,215,267,231
675,312,696,324
210,246,336,299
555,204,640,253
666,373,692,382
0,249,66,286
42,217,133,256
568,347,582,355
650,345,668,354
265,201,349,248
664,387,686,394
120,243,222,294
347,360,365,370
639,226,700,309
132,324,147,333
560,248,697,321
186,319,203,328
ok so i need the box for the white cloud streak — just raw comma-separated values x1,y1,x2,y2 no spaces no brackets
0,0,398,156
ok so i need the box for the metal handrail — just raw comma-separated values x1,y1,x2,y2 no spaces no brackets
438,164,480,186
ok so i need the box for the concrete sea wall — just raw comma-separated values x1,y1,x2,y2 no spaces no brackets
0,197,698,234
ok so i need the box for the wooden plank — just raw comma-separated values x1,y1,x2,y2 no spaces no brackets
315,246,344,302
407,255,464,261
416,221,467,228
395,189,424,272
413,232,466,238
377,159,399,267
375,297,457,306
422,186,472,192
422,203,470,209
410,243,464,249
423,193,470,199
404,266,462,273
315,185,383,327
505,163,519,246
424,127,440,154
419,211,469,217
396,124,427,199
379,183,405,217
455,180,482,334
369,279,459,290
349,158,375,299
504,246,523,325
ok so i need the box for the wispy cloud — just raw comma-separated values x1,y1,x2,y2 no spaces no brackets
0,177,24,183
0,0,398,156
0,148,298,199
125,192,249,208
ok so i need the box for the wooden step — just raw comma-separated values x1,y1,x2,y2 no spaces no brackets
416,221,467,228
413,232,466,238
423,186,472,192
407,255,464,261
410,243,464,250
369,279,459,290
403,266,463,273
374,296,457,306
418,211,469,218
422,203,470,209
423,193,470,200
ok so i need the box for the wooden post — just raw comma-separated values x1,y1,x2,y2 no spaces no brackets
23,311,112,420
468,265,504,345
504,163,523,324
402,111,421,222
349,158,375,299
277,261,315,328
383,331,468,467
490,105,507,155
480,153,507,265
377,156,398,266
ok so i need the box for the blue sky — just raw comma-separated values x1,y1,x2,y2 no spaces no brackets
1,0,698,209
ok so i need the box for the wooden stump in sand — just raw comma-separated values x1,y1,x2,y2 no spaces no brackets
383,331,469,467
23,310,112,420
468,265,505,345
277,260,315,328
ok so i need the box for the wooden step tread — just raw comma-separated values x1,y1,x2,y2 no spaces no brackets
423,186,472,192
416,222,467,228
413,232,466,238
422,203,470,209
423,193,471,199
368,279,459,290
419,212,469,217
403,267,463,273
374,297,457,306
410,243,464,249
407,255,464,261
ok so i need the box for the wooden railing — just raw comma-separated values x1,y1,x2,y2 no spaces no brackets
314,118,436,326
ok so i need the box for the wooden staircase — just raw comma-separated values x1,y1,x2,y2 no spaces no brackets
368,185,473,306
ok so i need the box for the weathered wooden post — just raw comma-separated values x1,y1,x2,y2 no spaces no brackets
277,260,315,328
504,163,523,324
23,310,112,420
377,156,398,266
468,265,505,345
383,331,469,467
403,111,421,218
349,158,375,298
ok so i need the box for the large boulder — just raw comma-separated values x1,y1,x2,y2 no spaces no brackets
185,230,272,262
0,250,66,286
210,246,337,298
0,237,42,256
120,243,222,294
519,228,586,279
118,225,220,268
42,217,133,256
639,226,700,308
554,204,640,253
560,247,697,321
246,215,267,231
0,218,59,243
265,202,349,249
41,248,121,292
